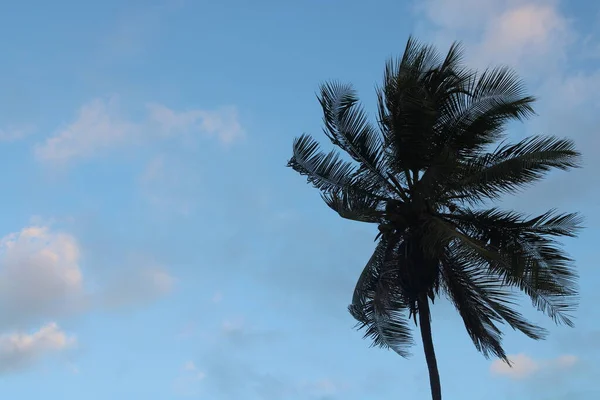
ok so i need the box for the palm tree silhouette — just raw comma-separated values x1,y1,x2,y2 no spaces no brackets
287,36,582,400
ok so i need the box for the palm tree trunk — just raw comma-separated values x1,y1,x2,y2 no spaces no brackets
418,293,442,400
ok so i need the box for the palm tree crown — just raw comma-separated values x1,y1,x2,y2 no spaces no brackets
287,36,582,399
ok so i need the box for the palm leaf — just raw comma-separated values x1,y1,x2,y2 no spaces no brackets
441,244,548,361
441,66,536,155
441,208,580,326
440,208,584,238
319,83,386,178
441,248,508,361
492,234,578,326
321,189,385,224
287,134,358,192
448,135,581,201
349,238,414,358
376,37,446,173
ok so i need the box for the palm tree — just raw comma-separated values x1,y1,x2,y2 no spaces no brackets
287,36,582,400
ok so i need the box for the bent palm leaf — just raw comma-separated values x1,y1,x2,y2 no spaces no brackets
349,237,414,358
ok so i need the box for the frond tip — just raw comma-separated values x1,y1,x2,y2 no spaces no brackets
287,134,357,191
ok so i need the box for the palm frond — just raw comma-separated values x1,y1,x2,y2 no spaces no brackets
287,134,358,192
441,208,580,326
321,189,385,224
523,210,584,237
397,35,442,80
441,66,536,155
492,234,578,326
441,244,548,361
441,248,508,361
441,208,584,238
319,82,388,179
376,37,447,173
448,135,582,201
420,215,497,260
349,238,414,357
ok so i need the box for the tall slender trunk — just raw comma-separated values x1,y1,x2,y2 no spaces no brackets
418,293,442,400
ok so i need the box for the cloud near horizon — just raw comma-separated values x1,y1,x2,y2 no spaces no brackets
0,223,175,373
490,353,578,380
0,322,76,375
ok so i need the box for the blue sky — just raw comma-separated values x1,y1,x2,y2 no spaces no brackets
0,0,598,399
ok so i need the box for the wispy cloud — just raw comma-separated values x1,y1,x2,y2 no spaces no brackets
34,97,244,165
33,97,139,164
0,126,33,142
148,104,244,145
417,0,573,71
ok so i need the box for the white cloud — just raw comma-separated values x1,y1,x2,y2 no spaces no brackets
0,126,33,142
148,104,244,144
35,98,244,165
490,354,540,379
0,225,178,325
0,323,76,374
417,0,572,71
490,353,578,380
34,97,139,164
417,0,501,32
0,226,84,329
415,0,598,123
0,223,175,374
475,3,570,69
0,224,175,323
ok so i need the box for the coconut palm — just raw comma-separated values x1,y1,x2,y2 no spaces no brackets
287,36,582,400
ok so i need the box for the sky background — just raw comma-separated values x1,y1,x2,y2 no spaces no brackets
0,0,598,399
